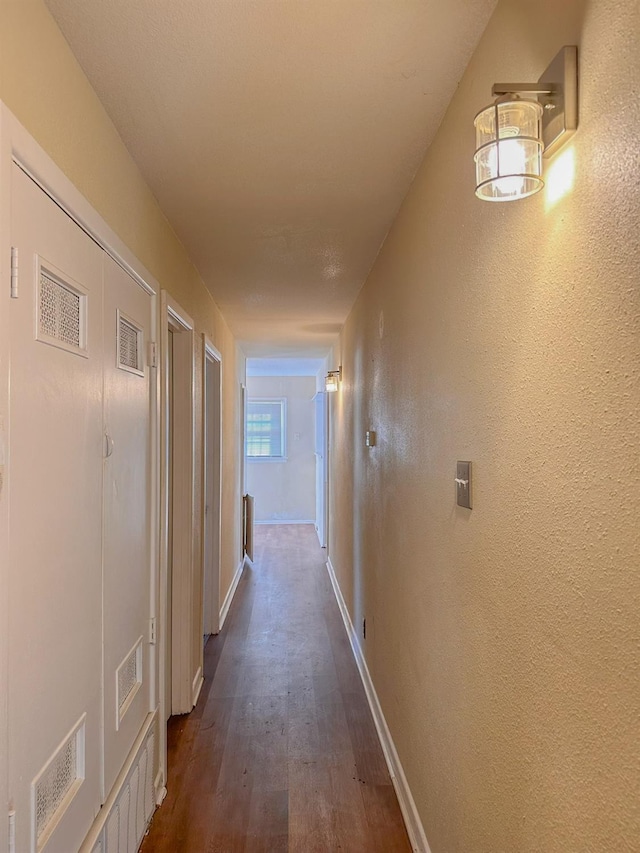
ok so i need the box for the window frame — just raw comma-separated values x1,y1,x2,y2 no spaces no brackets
245,397,287,462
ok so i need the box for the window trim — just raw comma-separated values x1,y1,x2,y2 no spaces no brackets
246,397,287,461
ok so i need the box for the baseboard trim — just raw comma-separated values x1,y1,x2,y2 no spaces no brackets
192,666,204,707
154,770,166,807
326,558,431,853
254,519,315,525
219,558,245,630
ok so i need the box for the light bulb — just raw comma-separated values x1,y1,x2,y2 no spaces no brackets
474,99,544,201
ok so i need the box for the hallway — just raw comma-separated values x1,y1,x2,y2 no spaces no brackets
141,525,411,852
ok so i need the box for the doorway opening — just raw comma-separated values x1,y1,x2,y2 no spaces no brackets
244,358,327,541
202,338,222,640
159,293,196,788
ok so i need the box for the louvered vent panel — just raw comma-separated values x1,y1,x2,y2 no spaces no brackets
103,718,158,853
128,768,139,852
117,786,130,852
39,271,82,349
106,807,119,853
118,316,141,372
32,716,84,850
136,752,147,843
144,732,156,824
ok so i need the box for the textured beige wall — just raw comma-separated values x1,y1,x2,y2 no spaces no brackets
328,0,640,850
0,0,244,602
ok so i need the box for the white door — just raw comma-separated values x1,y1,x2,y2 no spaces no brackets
165,328,174,721
202,346,221,636
8,164,104,853
314,391,327,547
101,254,152,798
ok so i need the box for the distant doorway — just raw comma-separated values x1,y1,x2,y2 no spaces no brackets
203,338,222,638
244,358,325,531
160,292,197,791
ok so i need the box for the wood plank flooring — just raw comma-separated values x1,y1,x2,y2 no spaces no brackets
141,524,411,853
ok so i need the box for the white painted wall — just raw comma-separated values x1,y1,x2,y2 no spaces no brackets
247,376,316,523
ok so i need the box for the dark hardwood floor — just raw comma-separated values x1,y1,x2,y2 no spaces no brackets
141,524,411,852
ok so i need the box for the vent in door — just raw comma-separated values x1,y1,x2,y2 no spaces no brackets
117,311,144,375
31,714,85,852
36,259,87,356
116,637,143,729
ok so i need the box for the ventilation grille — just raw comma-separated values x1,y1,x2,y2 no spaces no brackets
102,724,157,853
116,638,143,727
32,715,85,851
117,312,144,375
118,656,137,711
37,264,87,355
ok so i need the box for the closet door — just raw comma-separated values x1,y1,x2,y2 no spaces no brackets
8,164,104,853
102,254,152,798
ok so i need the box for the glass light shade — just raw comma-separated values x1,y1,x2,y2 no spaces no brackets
474,99,544,201
325,373,338,393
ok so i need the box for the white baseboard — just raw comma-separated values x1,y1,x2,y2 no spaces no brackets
254,519,315,525
219,559,245,630
192,666,204,707
154,770,167,806
326,559,431,853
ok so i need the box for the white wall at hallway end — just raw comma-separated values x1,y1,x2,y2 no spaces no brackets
254,519,315,525
246,375,316,523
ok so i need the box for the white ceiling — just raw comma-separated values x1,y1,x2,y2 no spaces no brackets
44,0,496,357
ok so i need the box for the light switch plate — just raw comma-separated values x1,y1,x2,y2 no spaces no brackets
365,430,376,448
456,461,472,508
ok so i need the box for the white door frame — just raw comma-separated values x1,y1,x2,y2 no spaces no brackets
203,336,222,636
0,104,13,853
240,382,247,557
0,102,162,811
159,291,197,730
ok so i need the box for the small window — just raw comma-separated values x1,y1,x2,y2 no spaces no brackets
246,399,286,459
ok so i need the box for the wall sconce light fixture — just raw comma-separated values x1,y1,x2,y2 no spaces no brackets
474,45,578,201
325,366,342,393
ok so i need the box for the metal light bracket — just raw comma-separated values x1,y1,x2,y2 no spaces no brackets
491,45,578,159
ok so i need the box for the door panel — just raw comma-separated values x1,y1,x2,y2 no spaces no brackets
102,254,152,798
8,164,103,853
165,328,174,721
203,351,221,636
